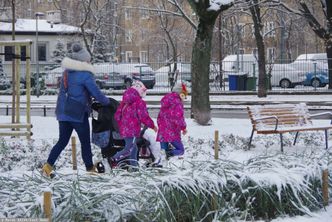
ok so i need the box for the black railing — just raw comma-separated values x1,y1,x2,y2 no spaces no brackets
0,59,331,93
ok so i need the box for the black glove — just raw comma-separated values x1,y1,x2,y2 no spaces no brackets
91,102,102,111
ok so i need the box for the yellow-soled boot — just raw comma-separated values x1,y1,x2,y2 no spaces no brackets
87,165,98,175
42,163,55,178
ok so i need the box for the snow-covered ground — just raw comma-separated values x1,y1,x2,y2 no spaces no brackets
0,94,332,221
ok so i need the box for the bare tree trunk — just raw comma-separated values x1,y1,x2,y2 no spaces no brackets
326,1,332,88
191,19,213,125
247,0,267,97
11,0,16,124
187,0,233,125
327,44,332,88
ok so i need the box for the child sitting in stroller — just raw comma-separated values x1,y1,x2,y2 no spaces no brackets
91,97,162,172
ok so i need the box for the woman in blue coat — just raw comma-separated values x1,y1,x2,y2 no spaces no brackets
42,43,110,177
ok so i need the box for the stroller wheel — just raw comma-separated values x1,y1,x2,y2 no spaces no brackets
151,163,163,168
107,157,117,169
96,161,105,173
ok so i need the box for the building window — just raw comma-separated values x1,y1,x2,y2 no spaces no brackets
238,23,246,37
21,46,26,61
140,9,149,19
126,30,133,43
38,43,47,61
125,51,132,63
251,25,255,37
267,47,275,62
252,48,258,58
140,51,148,63
4,46,27,61
4,46,13,61
264,21,275,37
141,29,146,41
125,9,132,20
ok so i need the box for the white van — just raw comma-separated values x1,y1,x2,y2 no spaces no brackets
222,54,258,76
289,53,328,73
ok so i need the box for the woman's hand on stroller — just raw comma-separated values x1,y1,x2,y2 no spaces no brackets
91,102,102,111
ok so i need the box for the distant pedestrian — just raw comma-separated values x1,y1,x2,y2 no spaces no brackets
157,83,188,158
111,80,157,168
42,42,110,177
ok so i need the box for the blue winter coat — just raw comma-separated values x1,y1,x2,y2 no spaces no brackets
55,57,110,122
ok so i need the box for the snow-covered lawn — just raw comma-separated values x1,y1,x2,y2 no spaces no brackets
0,114,331,221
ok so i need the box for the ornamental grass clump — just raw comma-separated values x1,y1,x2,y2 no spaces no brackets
0,136,330,221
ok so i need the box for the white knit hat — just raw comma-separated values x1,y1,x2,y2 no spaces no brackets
70,42,91,62
132,80,147,97
172,83,188,96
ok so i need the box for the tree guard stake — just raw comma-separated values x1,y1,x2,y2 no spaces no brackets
214,130,219,160
71,136,77,170
322,169,329,206
43,191,52,221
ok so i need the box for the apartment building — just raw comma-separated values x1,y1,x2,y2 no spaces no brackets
211,0,325,63
0,0,325,64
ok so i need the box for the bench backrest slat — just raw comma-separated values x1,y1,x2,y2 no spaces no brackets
247,103,312,131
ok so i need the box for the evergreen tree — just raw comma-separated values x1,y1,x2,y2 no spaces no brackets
45,41,67,70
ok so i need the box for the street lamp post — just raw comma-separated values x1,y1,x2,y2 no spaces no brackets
35,12,45,98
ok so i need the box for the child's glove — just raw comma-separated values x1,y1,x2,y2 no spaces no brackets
182,129,187,135
153,126,158,133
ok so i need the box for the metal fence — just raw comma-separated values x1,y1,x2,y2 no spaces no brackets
0,58,330,94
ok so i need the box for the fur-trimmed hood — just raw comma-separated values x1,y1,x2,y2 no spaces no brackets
61,57,95,74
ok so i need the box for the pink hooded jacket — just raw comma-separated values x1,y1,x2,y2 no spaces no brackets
115,88,155,138
157,92,186,142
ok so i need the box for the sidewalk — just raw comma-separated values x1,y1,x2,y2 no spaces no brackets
1,94,332,110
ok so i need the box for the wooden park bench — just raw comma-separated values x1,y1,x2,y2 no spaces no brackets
247,103,332,152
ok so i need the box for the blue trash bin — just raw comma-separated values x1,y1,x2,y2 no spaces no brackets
228,75,238,91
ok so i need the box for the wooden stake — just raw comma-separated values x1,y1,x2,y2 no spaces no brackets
214,130,219,160
71,136,77,170
322,169,329,206
43,191,52,221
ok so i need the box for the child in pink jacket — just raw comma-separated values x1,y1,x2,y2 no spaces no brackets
112,81,157,167
157,83,187,158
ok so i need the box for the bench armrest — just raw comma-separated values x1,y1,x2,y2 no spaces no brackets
253,115,279,130
310,112,332,119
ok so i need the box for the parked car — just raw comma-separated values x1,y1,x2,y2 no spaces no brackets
303,70,328,87
268,64,306,88
45,67,63,88
94,71,125,89
222,54,257,76
155,63,219,86
288,53,327,75
114,63,156,89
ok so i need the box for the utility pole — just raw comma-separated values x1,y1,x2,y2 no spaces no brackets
11,0,16,124
218,14,223,89
35,12,45,98
279,11,285,63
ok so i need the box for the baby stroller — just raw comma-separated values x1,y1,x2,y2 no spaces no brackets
91,98,158,171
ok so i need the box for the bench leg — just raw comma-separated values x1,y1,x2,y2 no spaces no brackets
248,129,254,150
325,129,328,149
280,133,284,152
293,132,299,146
